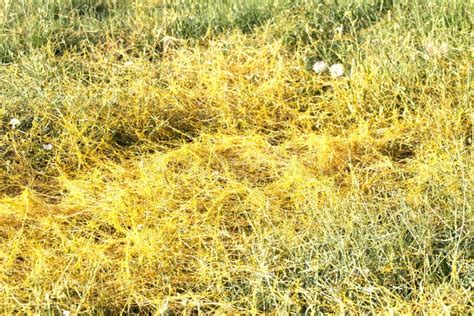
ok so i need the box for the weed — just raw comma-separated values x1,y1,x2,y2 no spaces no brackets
0,0,472,314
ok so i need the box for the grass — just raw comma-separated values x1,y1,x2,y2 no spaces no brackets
0,0,473,314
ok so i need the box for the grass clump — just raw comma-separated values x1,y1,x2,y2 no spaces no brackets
0,0,473,314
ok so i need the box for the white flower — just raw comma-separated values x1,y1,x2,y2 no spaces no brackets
439,42,449,56
425,41,449,57
312,61,329,74
124,61,134,67
425,41,436,56
62,311,71,316
8,118,21,129
335,25,343,36
363,286,377,294
137,224,144,231
329,63,345,78
42,144,53,150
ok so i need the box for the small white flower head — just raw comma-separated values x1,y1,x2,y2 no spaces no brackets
425,41,437,56
425,41,449,58
137,224,144,231
42,144,53,150
62,311,71,316
312,61,329,74
363,286,377,294
8,118,21,129
335,25,344,36
329,63,345,78
439,42,449,56
124,61,134,67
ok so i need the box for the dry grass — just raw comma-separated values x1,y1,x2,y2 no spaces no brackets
0,0,473,314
